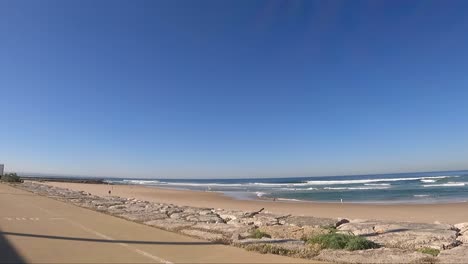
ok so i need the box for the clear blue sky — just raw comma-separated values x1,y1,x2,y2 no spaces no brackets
1,0,468,178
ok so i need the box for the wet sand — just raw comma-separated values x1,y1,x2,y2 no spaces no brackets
42,181,468,224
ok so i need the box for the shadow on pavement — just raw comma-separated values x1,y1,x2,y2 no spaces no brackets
1,231,217,246
0,229,25,264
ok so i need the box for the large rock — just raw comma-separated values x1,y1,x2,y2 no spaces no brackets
235,238,304,245
119,212,168,222
456,232,468,243
186,214,224,224
454,222,468,233
252,213,280,226
284,216,336,228
315,248,436,263
144,219,195,231
180,229,224,242
438,245,468,263
192,223,248,237
91,200,124,207
338,220,459,250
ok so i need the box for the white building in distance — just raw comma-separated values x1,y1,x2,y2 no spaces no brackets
0,164,4,176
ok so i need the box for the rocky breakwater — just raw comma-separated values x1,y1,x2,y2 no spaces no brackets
13,182,468,263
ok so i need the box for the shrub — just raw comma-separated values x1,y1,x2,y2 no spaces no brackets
321,224,337,232
307,233,379,251
417,247,440,257
250,229,271,239
0,173,22,183
242,244,320,258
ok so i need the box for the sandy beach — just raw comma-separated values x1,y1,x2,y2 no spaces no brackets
42,181,468,224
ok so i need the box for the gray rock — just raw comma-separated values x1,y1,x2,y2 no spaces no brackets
186,214,224,224
119,212,168,222
438,244,468,263
336,218,350,227
90,200,124,207
252,213,280,226
144,219,195,231
108,204,127,210
193,223,255,243
339,221,459,250
284,216,336,228
457,232,468,243
455,222,468,233
235,238,304,245
180,229,224,242
315,248,436,263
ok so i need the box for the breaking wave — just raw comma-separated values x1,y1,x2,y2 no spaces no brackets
423,182,465,188
324,186,390,190
305,176,455,185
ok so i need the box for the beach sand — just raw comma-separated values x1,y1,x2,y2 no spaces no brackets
42,181,468,224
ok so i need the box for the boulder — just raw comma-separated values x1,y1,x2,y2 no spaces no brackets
315,248,436,263
119,212,168,222
438,245,468,263
336,218,350,227
456,232,468,243
180,229,224,242
144,219,195,231
192,223,247,237
258,225,327,240
252,213,280,226
284,216,336,228
235,238,304,246
186,214,224,224
454,222,468,233
338,221,377,236
339,221,459,250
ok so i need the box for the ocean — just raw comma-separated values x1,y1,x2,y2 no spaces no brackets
105,170,468,204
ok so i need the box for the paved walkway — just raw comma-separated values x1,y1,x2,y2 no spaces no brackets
0,183,314,263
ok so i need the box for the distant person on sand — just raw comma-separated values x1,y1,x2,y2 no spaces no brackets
108,190,111,195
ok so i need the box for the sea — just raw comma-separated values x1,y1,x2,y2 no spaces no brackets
104,170,468,204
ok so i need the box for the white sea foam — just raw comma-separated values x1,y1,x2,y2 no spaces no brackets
117,175,460,190
324,186,390,190
251,182,309,187
305,176,455,185
423,182,465,187
256,192,266,197
163,182,244,187
420,179,436,183
276,198,302,202
122,180,160,185
414,194,430,197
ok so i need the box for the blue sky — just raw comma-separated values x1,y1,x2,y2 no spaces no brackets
1,0,468,178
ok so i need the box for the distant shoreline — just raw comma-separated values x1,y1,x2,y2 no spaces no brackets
21,176,107,184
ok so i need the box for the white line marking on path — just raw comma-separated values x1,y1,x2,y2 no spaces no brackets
69,222,172,264
31,203,173,264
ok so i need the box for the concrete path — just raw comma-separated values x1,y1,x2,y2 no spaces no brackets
0,183,314,263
